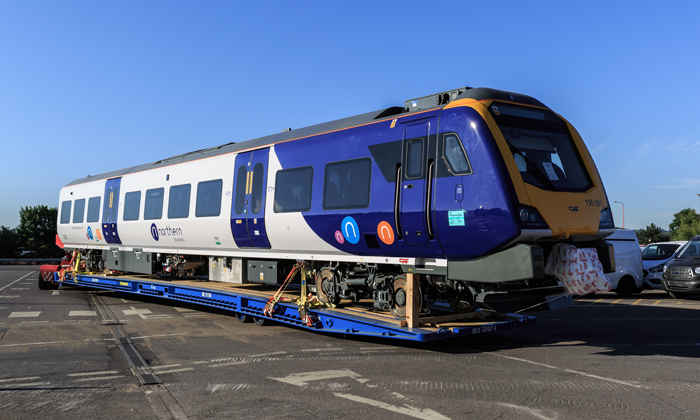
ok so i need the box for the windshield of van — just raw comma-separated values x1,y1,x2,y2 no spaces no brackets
642,243,681,260
490,103,593,192
678,240,700,259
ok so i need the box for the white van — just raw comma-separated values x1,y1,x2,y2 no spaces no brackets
605,229,644,296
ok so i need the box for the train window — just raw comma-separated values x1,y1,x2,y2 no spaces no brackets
443,133,472,175
274,166,313,213
196,179,223,217
144,188,165,220
60,200,71,224
123,191,141,221
406,138,424,178
251,163,264,214
72,199,85,224
323,158,371,210
234,166,247,215
86,197,101,222
168,184,191,219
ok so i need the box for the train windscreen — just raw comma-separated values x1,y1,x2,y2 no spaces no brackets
490,103,593,192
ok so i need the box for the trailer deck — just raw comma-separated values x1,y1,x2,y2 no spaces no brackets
56,272,536,342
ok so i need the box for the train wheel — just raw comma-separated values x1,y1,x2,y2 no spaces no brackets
235,313,250,323
37,273,49,290
253,317,268,326
390,275,422,319
448,299,477,313
316,269,341,305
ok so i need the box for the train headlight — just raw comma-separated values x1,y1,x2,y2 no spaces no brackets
694,267,700,275
517,204,548,229
599,207,615,230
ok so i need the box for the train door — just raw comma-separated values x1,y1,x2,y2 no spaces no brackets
102,177,122,244
231,149,271,248
400,122,431,246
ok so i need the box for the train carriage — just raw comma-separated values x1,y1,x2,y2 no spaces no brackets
55,86,615,316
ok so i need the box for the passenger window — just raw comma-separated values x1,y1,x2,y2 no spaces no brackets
443,133,472,175
86,197,101,222
196,179,223,217
168,184,191,219
406,138,424,178
323,158,371,210
144,188,165,220
251,163,264,214
234,166,247,215
123,191,141,221
274,167,313,213
60,200,72,224
72,199,85,224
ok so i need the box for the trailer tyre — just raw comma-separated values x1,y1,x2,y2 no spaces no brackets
235,313,251,323
253,317,269,326
38,273,49,290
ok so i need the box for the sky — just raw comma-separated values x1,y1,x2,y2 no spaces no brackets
1,1,699,231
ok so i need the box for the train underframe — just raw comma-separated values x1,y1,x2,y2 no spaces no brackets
68,248,567,317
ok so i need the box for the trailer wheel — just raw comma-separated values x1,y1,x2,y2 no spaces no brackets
253,317,269,326
37,272,49,290
235,313,250,323
615,276,635,297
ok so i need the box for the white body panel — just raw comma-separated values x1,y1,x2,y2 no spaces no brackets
56,148,437,267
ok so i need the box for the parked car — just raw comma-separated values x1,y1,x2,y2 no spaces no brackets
662,236,700,299
605,229,644,296
641,241,687,290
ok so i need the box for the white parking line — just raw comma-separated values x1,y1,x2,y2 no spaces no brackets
69,311,97,317
68,371,119,377
334,393,451,420
0,376,40,383
302,348,343,352
152,368,193,374
52,290,60,295
73,376,125,382
0,272,34,292
9,311,41,318
3,382,51,388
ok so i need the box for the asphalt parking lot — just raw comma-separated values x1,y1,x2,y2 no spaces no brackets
2,265,699,420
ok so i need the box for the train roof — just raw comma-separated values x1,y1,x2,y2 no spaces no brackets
65,87,546,187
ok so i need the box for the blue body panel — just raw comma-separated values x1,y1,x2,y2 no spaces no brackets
271,106,520,261
231,149,271,248
102,177,122,244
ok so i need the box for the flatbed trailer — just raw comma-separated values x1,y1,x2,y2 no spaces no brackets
55,272,536,342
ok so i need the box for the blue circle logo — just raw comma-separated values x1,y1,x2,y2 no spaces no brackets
151,223,159,241
341,216,360,244
87,226,93,240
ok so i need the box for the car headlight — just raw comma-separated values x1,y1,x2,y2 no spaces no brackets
694,267,700,275
649,264,665,273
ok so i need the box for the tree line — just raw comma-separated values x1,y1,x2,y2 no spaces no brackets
635,208,700,245
0,205,64,258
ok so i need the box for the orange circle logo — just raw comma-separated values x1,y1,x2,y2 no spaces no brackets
96,229,102,240
377,221,394,245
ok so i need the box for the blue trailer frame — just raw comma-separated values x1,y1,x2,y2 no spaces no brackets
56,272,536,342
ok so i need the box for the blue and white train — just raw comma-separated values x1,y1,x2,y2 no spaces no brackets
56,87,615,316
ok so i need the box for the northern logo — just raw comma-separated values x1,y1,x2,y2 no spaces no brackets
151,223,159,241
151,223,183,241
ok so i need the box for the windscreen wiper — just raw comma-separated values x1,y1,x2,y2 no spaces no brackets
504,140,556,191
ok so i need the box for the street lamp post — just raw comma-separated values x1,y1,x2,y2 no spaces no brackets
696,194,699,214
614,201,625,229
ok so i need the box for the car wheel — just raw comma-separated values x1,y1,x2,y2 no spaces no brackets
615,277,635,297
668,291,689,299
